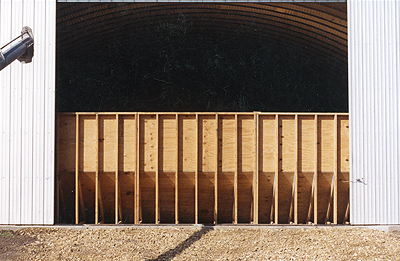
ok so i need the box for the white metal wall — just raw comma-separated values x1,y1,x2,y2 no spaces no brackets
0,0,56,225
349,0,400,225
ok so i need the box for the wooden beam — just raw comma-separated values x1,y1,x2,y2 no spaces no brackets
155,114,159,224
214,113,219,224
115,114,119,224
75,114,79,224
294,114,299,224
95,114,99,224
234,114,238,224
275,114,279,224
134,113,140,224
314,114,318,224
195,114,199,224
175,113,179,224
254,112,259,224
334,114,338,224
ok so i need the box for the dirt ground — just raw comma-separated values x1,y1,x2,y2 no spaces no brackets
1,226,400,260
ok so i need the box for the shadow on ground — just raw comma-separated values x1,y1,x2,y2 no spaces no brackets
148,227,213,261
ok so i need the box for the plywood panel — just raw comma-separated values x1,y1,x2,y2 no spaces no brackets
99,172,115,224
178,172,195,223
58,112,349,225
219,115,235,172
338,172,350,224
317,172,334,224
280,116,296,172
258,172,274,224
58,171,75,224
58,115,76,172
119,171,135,224
339,116,350,172
140,115,157,172
299,116,315,172
79,172,96,224
259,115,276,173
218,172,234,224
199,115,217,172
159,172,176,223
278,172,294,224
80,116,97,172
297,172,314,224
160,115,177,172
179,115,196,172
119,115,136,172
238,172,253,223
319,116,335,172
140,172,155,223
198,172,214,224
99,115,117,172
239,115,255,172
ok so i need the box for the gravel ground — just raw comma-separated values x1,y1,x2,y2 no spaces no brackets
1,226,400,260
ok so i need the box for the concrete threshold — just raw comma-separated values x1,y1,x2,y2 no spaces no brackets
1,224,400,232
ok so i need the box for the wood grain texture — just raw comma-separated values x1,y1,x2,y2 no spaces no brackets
58,113,349,224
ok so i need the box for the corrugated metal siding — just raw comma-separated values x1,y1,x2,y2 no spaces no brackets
349,0,400,225
57,0,346,2
0,0,56,225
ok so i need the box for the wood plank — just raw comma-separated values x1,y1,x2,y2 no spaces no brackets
215,114,219,224
254,113,259,224
156,114,159,224
135,113,140,224
175,114,179,224
234,114,238,224
275,114,279,224
75,114,79,224
115,114,119,224
334,114,338,224
294,115,298,224
314,115,318,224
195,114,199,224
95,114,99,224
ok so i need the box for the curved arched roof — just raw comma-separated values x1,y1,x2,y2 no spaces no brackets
57,2,347,66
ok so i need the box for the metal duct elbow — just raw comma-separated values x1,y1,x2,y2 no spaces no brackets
0,26,34,71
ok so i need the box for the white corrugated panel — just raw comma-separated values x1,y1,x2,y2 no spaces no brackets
349,0,400,225
57,0,346,2
0,0,56,225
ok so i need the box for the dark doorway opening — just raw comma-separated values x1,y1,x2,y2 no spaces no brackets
56,3,347,113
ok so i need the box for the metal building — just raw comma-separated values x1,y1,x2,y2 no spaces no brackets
0,0,399,225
